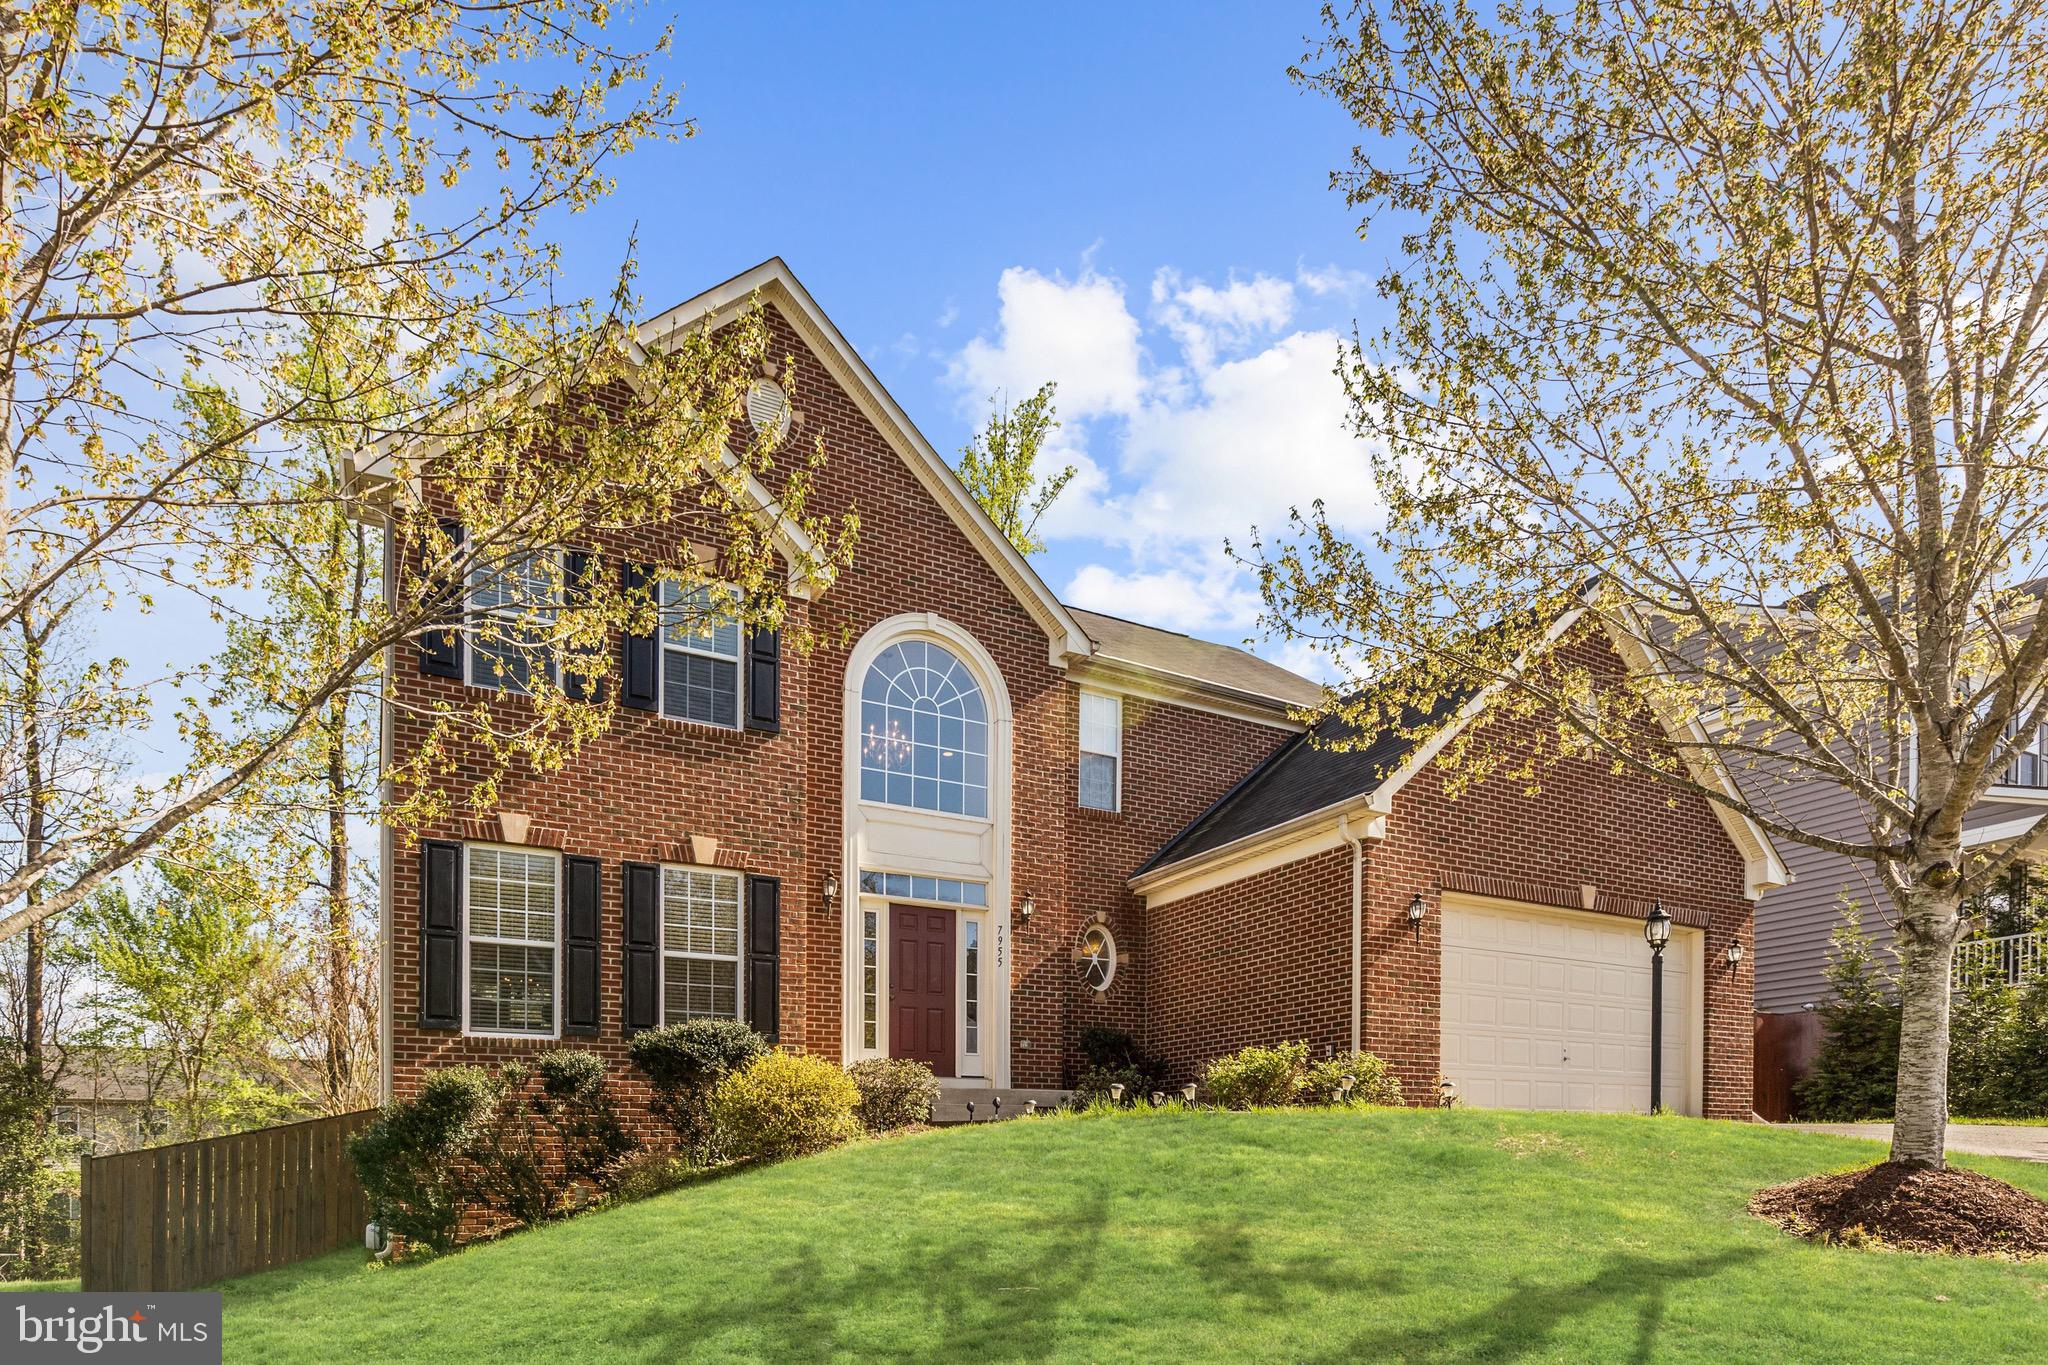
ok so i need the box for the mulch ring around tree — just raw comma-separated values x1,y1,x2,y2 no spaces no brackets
1750,1162,2048,1258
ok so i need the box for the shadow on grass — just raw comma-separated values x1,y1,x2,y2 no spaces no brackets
1317,1246,1763,1364
617,1187,1117,1361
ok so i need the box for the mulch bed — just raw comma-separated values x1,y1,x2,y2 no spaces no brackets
1750,1162,2048,1258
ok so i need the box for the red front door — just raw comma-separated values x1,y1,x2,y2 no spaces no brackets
890,905,955,1077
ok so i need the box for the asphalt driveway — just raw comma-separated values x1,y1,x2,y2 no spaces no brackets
1787,1122,2048,1162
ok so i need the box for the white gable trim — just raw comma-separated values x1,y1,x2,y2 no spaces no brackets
639,259,1093,668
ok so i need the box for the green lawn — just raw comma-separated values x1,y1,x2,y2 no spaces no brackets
207,1109,2045,1362
0,1278,79,1292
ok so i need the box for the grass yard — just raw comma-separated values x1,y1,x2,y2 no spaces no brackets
0,1278,79,1292
208,1109,2046,1362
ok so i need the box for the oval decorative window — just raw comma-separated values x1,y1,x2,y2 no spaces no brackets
746,379,793,442
1077,924,1116,992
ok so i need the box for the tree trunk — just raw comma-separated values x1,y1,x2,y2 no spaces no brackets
1890,881,1963,1168
323,702,352,1113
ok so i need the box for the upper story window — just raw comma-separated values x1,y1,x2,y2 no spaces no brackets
1079,691,1122,812
468,551,558,693
465,845,559,1037
859,640,989,817
661,580,743,728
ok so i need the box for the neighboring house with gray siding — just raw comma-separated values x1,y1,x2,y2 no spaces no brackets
1754,754,2048,1013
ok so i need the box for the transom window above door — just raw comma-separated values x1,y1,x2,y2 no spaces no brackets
859,640,989,817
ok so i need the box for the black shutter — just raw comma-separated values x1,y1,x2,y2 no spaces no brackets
621,862,660,1035
418,520,465,679
620,561,658,712
745,876,781,1043
419,840,462,1028
562,854,602,1036
744,626,781,733
562,550,604,704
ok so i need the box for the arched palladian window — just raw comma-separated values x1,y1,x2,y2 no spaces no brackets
859,640,989,817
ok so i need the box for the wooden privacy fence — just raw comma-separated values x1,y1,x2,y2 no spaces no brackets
80,1109,377,1292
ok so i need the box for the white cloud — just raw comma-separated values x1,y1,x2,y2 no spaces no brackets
948,266,1145,419
1150,269,1296,369
1296,262,1372,298
1062,561,1263,635
944,257,1384,666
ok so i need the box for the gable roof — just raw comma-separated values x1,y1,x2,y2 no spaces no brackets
638,259,1093,667
1065,606,1322,709
1135,683,1475,877
1132,602,1790,902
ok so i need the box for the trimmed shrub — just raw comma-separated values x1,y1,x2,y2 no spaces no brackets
530,1049,638,1194
1203,1041,1310,1110
349,1066,497,1254
1302,1051,1403,1107
604,1151,701,1207
710,1052,861,1162
629,1019,770,1159
1073,1026,1173,1104
846,1057,939,1133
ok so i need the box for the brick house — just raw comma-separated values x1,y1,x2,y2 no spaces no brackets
360,259,1783,1122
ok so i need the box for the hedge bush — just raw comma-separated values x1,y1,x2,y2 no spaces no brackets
846,1057,939,1133
349,1066,497,1254
628,1019,769,1159
1302,1051,1403,1107
1073,1026,1173,1104
1203,1041,1310,1109
710,1052,861,1162
349,1052,638,1253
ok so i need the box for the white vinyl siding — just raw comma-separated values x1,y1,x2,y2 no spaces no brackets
660,866,743,1021
1079,692,1121,811
465,846,559,1036
659,581,742,728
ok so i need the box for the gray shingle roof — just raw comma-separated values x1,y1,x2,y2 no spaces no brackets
1135,683,1477,878
1065,606,1322,708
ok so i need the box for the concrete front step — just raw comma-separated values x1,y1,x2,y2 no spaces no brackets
932,1085,1072,1124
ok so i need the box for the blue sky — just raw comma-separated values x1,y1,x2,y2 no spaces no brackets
113,4,1388,768
568,3,1392,676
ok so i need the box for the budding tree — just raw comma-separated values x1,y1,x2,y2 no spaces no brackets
0,2,854,944
1273,0,2048,1168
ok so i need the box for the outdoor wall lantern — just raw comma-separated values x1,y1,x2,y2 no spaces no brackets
1725,941,1745,968
823,873,838,907
1017,891,1036,925
1644,901,1673,1114
1407,892,1428,938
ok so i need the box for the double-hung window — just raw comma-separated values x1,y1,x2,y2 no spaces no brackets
660,865,743,1021
1079,691,1122,812
469,551,559,694
660,581,743,728
465,846,559,1036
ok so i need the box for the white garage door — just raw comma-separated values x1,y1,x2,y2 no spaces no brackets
1440,898,1698,1115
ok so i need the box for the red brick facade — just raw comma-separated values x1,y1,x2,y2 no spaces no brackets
382,276,1758,1122
1140,703,1757,1120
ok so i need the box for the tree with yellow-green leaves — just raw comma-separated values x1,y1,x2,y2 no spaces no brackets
0,3,856,949
957,383,1073,556
1268,0,2048,1174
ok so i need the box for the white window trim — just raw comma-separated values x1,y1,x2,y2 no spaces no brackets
1079,924,1117,993
1079,690,1122,813
656,862,747,1025
959,912,986,1073
464,547,564,694
461,843,562,1040
657,580,746,733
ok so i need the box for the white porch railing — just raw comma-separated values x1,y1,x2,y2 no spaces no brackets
1954,929,2048,986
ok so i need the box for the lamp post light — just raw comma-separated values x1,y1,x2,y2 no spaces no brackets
1644,901,1673,1114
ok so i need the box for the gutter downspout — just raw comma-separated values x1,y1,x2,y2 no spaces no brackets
1339,813,1364,1055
